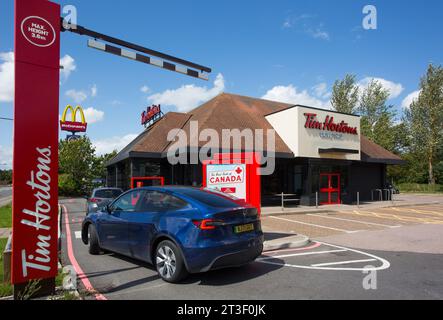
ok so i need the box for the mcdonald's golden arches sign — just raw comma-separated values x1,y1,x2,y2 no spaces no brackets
60,105,88,132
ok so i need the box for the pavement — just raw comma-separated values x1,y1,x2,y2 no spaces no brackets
0,228,11,238
261,193,443,216
58,197,443,300
0,186,12,207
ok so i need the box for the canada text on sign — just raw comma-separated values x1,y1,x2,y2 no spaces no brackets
60,105,87,133
208,167,245,185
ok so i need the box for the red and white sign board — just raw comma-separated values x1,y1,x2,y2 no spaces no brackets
203,153,261,214
12,0,60,284
206,164,247,200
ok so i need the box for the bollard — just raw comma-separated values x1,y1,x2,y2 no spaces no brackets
281,192,284,211
357,192,360,208
316,192,319,209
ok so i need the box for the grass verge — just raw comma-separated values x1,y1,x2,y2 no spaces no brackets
398,183,443,194
0,205,12,228
0,237,13,298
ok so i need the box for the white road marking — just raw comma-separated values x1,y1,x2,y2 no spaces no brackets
74,231,82,239
270,216,361,234
308,213,402,228
311,259,377,268
258,249,347,261
256,241,391,272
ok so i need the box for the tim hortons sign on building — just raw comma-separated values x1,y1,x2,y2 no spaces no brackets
60,105,88,133
13,0,60,284
141,104,163,127
266,105,361,161
303,113,358,135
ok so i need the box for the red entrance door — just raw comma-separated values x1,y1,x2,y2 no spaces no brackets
319,173,341,205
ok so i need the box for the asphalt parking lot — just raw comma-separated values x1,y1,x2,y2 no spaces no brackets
261,204,443,238
59,198,443,300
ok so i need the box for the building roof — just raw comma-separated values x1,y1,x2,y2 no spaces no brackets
107,93,403,166
361,136,404,165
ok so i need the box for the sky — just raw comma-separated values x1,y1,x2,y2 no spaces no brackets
1,0,443,169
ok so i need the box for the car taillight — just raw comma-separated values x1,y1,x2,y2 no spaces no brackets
89,198,100,203
192,219,224,230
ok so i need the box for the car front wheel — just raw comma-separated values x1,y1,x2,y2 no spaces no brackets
88,224,102,255
155,240,188,283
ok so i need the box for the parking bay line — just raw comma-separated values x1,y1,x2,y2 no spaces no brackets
308,213,402,228
270,216,362,234
311,259,377,268
256,241,391,272
258,249,347,261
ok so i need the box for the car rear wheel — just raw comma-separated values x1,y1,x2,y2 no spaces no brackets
155,240,188,283
88,224,102,255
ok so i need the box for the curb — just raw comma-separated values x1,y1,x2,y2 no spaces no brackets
263,234,311,252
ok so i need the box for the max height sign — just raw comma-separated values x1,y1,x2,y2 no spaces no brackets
12,0,60,284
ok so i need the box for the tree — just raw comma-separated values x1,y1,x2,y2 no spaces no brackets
358,79,396,149
90,150,118,183
331,74,360,114
59,136,96,196
0,170,12,185
405,64,443,185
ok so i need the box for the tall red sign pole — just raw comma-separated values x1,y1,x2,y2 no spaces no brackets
12,0,60,298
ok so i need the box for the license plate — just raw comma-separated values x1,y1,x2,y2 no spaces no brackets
234,223,255,234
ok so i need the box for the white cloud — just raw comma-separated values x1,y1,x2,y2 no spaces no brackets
308,25,330,41
0,145,13,169
66,89,88,103
0,53,77,102
282,14,330,41
83,107,104,124
358,77,404,99
140,85,150,93
91,84,97,97
0,52,14,102
401,90,421,109
312,82,330,99
262,84,331,110
93,133,138,156
111,100,123,106
60,54,76,80
148,73,225,112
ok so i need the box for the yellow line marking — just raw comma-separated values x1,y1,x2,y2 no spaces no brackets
389,207,443,217
345,210,443,225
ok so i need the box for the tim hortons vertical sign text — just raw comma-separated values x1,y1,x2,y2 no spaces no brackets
12,0,60,284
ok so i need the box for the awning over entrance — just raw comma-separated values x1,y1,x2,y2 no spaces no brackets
319,148,360,155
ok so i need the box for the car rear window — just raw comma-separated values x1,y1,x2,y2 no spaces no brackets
178,188,239,208
94,189,122,198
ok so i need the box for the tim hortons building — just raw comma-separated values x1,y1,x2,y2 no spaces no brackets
106,93,403,206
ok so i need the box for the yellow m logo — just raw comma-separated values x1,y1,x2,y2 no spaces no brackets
61,105,86,124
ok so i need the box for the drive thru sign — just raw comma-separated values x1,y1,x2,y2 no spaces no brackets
203,153,261,214
12,0,60,285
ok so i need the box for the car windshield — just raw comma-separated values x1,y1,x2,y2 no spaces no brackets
94,189,122,198
178,188,240,208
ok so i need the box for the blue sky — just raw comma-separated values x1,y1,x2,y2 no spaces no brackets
1,0,443,168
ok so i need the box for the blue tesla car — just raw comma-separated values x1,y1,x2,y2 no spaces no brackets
81,186,264,283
